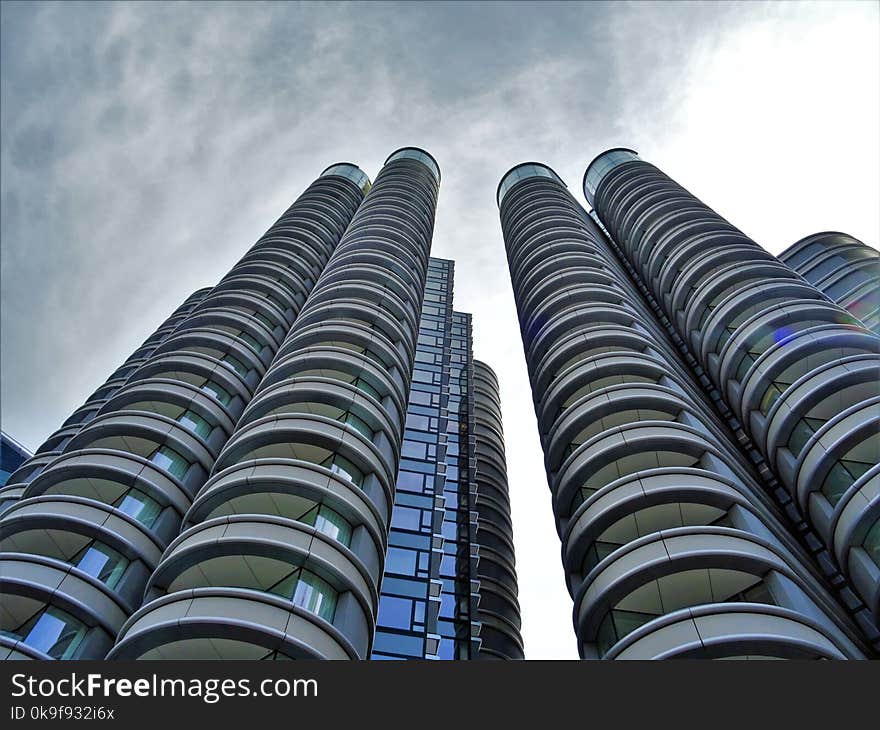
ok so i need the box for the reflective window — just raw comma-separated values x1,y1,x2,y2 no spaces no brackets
321,163,371,193
5,606,88,659
267,567,338,622
114,487,162,527
72,541,129,589
787,417,824,458
301,504,352,546
238,331,265,354
385,148,440,182
202,380,233,405
377,595,414,630
252,311,277,332
497,163,563,206
321,452,364,487
819,446,874,507
338,411,374,441
149,445,191,479
177,409,213,439
583,149,640,205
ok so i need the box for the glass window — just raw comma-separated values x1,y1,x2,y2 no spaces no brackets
202,380,232,405
321,453,364,487
320,163,371,193
221,355,251,378
177,409,213,439
396,470,426,493
265,292,288,312
391,506,422,531
377,595,413,630
385,149,440,182
149,445,191,479
385,547,418,575
787,417,823,458
339,411,374,440
12,606,88,659
353,377,381,400
583,149,640,205
268,567,338,622
238,331,265,354
253,312,276,332
292,570,337,622
114,488,162,528
309,505,352,546
73,541,129,589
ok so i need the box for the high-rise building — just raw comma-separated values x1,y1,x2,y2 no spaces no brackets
1,147,519,662
0,432,31,491
0,162,370,660
108,149,440,661
778,232,880,336
471,360,524,660
0,288,211,513
498,157,875,659
371,259,523,660
583,149,879,638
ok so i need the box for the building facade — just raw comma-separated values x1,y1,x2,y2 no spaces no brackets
371,260,523,660
109,149,438,660
778,232,880,336
2,148,521,662
584,150,879,638
498,158,875,659
1,162,370,660
0,432,31,491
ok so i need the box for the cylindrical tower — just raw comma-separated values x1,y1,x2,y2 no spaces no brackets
498,162,869,659
472,360,524,660
0,288,211,512
109,148,440,660
779,232,879,335
0,165,368,661
586,150,880,630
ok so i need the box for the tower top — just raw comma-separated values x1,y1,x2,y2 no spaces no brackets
384,147,441,183
497,162,565,207
583,148,640,207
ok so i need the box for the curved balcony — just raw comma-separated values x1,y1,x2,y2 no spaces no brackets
499,160,871,656
591,154,880,629
473,360,523,660
111,150,439,661
1,171,367,659
574,527,863,659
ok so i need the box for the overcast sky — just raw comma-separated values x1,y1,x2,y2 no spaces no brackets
1,1,878,660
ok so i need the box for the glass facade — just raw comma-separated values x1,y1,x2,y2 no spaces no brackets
372,258,483,660
778,232,880,335
385,147,441,183
582,148,640,206
321,163,372,194
0,432,30,488
497,163,565,207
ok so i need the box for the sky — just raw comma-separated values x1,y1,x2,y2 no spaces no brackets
1,0,878,660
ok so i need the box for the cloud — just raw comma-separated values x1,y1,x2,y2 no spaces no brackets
2,0,877,659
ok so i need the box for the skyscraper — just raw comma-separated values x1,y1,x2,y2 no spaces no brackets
108,149,439,660
1,162,370,660
498,158,875,658
0,288,211,511
371,260,523,660
584,149,879,637
0,432,31,491
2,147,520,662
778,232,880,336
